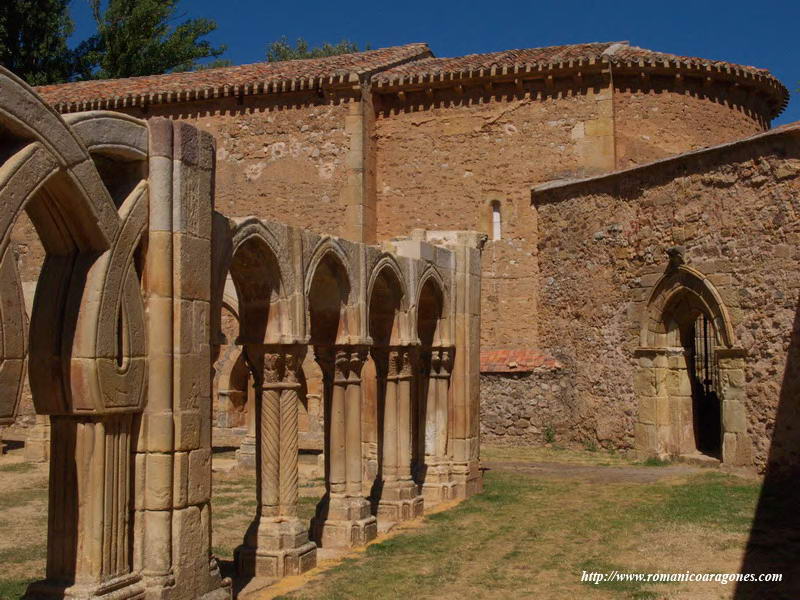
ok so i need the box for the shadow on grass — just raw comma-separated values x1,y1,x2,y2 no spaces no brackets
735,296,800,600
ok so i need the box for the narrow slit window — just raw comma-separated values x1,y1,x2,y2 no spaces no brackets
491,201,502,240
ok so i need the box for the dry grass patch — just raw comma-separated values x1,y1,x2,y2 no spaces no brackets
481,443,634,466
277,453,763,600
0,454,48,599
0,444,775,600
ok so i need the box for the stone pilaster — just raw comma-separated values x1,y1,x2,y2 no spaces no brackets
311,346,377,548
421,347,457,504
236,345,316,579
375,347,424,521
27,415,144,600
718,348,752,466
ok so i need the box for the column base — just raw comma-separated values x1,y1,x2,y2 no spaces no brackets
376,480,424,522
235,437,256,470
311,494,377,548
24,416,50,463
421,481,458,505
451,460,483,499
25,573,145,600
235,517,317,579
419,462,457,505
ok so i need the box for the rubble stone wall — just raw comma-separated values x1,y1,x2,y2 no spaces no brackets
534,129,800,470
480,366,584,446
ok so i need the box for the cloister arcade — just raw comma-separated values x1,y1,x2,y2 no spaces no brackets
210,217,484,579
0,67,483,599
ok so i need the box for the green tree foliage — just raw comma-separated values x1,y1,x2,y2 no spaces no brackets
193,58,232,71
0,0,74,85
74,0,226,79
266,36,370,62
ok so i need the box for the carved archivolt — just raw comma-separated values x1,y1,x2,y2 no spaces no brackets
0,66,149,417
641,264,735,349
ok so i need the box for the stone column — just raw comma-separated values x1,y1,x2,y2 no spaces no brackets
24,414,50,462
421,347,457,504
236,379,257,469
448,237,484,499
236,345,316,579
377,347,424,521
28,414,144,599
311,346,377,547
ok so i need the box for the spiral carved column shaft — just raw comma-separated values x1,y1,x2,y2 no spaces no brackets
235,345,316,580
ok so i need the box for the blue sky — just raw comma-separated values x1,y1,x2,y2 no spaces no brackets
68,0,798,125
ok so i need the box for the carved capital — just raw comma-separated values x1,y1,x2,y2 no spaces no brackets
263,351,285,385
322,345,368,383
388,346,415,379
428,346,454,378
247,344,308,388
439,347,454,375
430,348,442,374
284,345,306,384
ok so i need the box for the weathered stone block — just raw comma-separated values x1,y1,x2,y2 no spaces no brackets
187,447,212,505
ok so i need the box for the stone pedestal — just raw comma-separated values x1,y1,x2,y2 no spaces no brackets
377,482,425,522
235,517,316,579
24,415,50,463
420,461,457,504
312,494,377,548
236,434,257,470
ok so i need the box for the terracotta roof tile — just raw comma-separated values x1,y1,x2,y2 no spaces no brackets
36,43,431,111
36,40,788,119
372,41,777,82
371,41,787,116
480,349,562,373
372,41,620,83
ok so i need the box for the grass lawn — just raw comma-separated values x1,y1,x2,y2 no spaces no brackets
0,444,782,599
278,446,769,600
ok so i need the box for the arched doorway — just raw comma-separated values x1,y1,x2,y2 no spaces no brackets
635,251,751,466
663,304,722,459
686,313,721,457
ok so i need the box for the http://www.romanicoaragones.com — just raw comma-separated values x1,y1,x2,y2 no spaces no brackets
581,570,782,586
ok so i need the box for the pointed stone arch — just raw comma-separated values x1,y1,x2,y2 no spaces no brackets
367,255,410,347
641,263,736,350
305,240,353,346
229,219,291,345
416,266,448,348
